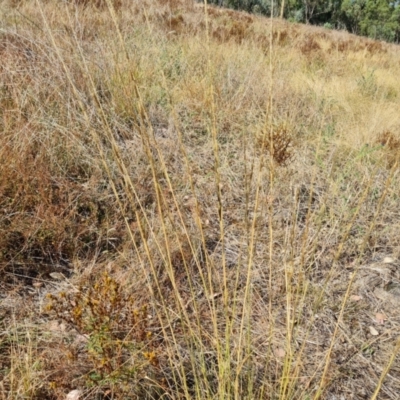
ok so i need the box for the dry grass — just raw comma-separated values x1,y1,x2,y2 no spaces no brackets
1,0,400,399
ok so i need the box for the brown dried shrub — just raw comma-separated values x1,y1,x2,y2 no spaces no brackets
257,124,295,167
365,40,386,54
272,30,289,45
156,0,186,6
377,130,400,150
229,21,248,43
376,130,400,168
0,32,39,68
72,0,122,10
337,39,349,53
0,143,125,284
44,271,163,395
300,35,321,55
213,26,230,43
211,20,251,44
168,14,185,33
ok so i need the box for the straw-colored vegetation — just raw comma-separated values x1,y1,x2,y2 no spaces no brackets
1,0,400,399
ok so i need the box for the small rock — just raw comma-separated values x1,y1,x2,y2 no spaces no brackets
66,390,82,400
375,313,387,324
369,326,379,336
49,272,65,280
383,257,395,264
274,347,286,358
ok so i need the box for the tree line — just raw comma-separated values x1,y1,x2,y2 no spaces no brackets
203,0,400,43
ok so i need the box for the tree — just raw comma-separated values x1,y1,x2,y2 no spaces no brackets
282,0,342,24
340,0,400,41
391,3,400,42
200,0,400,43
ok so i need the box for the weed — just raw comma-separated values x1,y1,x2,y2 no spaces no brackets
45,272,162,395
257,123,295,166
357,70,378,97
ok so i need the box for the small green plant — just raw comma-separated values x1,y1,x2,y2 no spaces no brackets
46,272,160,390
357,70,378,97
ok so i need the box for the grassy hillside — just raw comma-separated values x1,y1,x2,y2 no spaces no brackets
1,0,400,399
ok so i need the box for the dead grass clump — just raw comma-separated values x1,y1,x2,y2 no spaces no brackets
227,20,250,43
377,130,400,150
336,39,350,53
205,5,221,19
365,40,386,54
167,13,186,34
299,34,321,55
0,32,33,60
376,130,400,168
214,7,254,25
208,10,254,44
0,33,40,84
318,32,388,56
257,123,295,167
212,26,230,43
156,0,186,7
72,0,122,10
0,144,125,284
272,29,289,45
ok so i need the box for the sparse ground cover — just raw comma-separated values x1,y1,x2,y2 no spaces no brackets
1,1,400,399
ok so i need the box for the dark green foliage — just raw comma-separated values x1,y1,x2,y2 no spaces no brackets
201,0,400,43
341,0,400,42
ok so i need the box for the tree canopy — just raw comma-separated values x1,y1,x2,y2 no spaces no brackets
204,0,400,43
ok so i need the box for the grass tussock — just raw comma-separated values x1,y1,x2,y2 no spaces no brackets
1,0,400,399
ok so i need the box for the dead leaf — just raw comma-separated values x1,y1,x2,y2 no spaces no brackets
375,313,387,324
209,292,222,300
300,376,310,389
66,390,82,400
383,257,395,264
369,326,379,336
49,272,65,280
350,295,362,301
47,320,66,332
274,347,286,358
74,334,89,345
